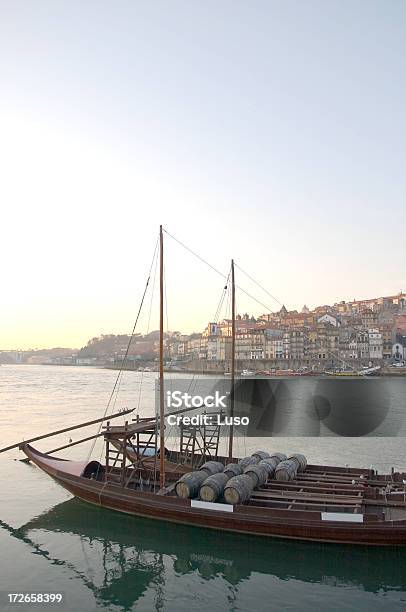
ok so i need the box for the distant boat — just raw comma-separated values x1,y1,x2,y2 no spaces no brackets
240,369,255,376
273,369,299,376
325,366,381,377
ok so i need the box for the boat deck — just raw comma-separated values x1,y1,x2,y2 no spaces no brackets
162,463,406,522
99,451,406,522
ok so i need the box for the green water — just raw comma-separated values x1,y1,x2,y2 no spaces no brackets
1,365,406,611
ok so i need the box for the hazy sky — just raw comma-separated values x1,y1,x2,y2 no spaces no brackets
1,1,405,349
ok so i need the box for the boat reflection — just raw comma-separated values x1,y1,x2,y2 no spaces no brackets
2,498,406,610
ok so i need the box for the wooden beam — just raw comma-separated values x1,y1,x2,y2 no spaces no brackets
251,490,363,505
159,224,165,489
228,258,235,461
0,407,135,454
261,482,365,494
20,431,106,463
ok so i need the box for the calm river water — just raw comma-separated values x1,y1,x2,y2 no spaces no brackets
1,365,406,611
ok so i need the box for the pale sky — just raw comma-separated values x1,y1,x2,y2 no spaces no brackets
0,1,405,349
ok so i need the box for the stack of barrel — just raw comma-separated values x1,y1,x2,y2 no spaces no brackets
275,454,307,481
200,462,242,502
223,451,288,505
175,450,307,505
174,461,225,499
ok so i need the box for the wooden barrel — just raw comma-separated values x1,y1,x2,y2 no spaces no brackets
224,475,254,505
251,450,271,462
199,461,224,476
275,459,298,482
287,456,300,471
288,453,307,472
175,471,208,498
238,456,259,469
224,463,244,477
270,452,287,462
200,473,230,502
244,464,269,488
259,459,277,478
260,456,280,471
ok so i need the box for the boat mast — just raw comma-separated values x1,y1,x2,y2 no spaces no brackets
228,259,236,460
159,225,165,489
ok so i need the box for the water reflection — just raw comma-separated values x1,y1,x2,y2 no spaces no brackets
1,499,406,610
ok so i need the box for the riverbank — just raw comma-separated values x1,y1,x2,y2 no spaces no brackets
103,362,406,376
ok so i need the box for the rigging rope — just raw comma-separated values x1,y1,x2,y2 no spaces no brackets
137,243,159,413
212,271,230,323
235,263,283,308
164,227,359,371
163,228,274,314
87,236,159,464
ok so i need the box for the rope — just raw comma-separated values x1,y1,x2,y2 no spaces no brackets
163,228,274,313
163,228,226,279
184,273,232,397
87,236,159,465
212,271,230,323
98,481,108,506
164,226,358,371
235,263,282,308
136,243,159,413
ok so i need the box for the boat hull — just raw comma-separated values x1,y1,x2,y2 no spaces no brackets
22,444,406,546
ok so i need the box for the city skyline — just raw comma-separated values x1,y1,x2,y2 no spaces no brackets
1,2,405,349
3,285,406,370
2,287,405,351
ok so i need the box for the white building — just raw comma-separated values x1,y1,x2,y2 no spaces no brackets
76,357,98,366
283,332,290,359
392,336,406,361
207,337,218,360
264,330,284,360
281,330,304,359
264,332,284,359
206,336,231,361
235,332,264,360
368,329,383,360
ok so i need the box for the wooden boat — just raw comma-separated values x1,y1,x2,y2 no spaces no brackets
20,441,406,546
5,226,406,546
325,366,381,377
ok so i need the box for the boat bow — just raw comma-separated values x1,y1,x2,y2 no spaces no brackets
21,444,103,479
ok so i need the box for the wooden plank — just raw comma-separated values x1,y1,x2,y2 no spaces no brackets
249,498,361,512
296,475,369,484
251,490,362,505
104,421,156,435
20,431,106,463
306,464,372,476
262,482,365,494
